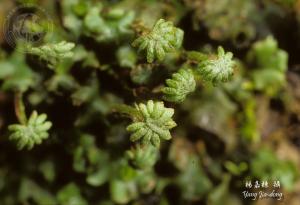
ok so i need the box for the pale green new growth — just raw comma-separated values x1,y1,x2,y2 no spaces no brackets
247,36,288,96
197,46,235,84
126,144,158,169
132,19,184,63
162,68,196,103
29,41,75,67
8,111,52,150
126,100,176,147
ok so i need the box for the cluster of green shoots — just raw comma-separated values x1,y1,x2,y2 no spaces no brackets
7,19,235,159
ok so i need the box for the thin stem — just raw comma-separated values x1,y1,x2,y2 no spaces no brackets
185,51,209,62
112,104,143,121
14,92,27,125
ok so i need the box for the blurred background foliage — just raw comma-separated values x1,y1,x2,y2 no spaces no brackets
1,0,300,204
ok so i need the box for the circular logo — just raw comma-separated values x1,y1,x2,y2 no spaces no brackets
3,4,53,53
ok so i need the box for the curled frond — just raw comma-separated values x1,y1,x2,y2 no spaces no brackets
29,41,75,67
126,144,158,169
132,19,184,63
197,46,235,84
126,100,176,147
8,111,52,150
162,68,196,103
